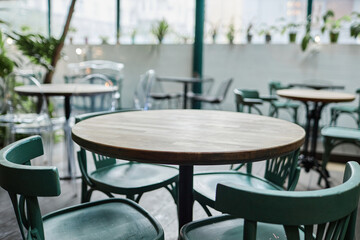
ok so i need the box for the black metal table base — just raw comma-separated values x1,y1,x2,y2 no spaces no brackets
178,165,194,235
300,101,331,188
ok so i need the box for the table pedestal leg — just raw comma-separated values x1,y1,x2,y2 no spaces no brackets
299,101,330,187
63,96,75,180
178,165,193,234
183,83,188,109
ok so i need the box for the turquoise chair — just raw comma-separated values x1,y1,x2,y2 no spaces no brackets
182,161,360,240
319,126,360,186
269,81,300,123
234,89,264,114
193,149,300,216
75,110,178,204
330,88,360,128
0,136,164,240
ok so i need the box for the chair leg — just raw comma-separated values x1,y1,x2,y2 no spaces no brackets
293,107,298,124
318,136,332,186
164,182,178,204
198,201,213,217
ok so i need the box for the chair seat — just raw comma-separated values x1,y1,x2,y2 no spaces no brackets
191,95,220,104
89,163,178,195
150,92,182,100
331,105,358,113
194,171,282,208
44,198,163,240
272,101,300,108
181,215,304,240
243,98,263,105
321,127,360,141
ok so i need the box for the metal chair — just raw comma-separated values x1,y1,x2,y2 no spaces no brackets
71,73,116,115
330,88,360,128
193,149,300,216
0,136,164,240
182,161,360,240
67,60,124,108
319,126,360,186
75,110,178,204
269,81,299,123
134,70,182,110
0,74,63,164
190,78,233,109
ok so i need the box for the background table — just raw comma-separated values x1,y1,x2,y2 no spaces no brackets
156,77,213,109
72,110,305,232
15,83,118,179
289,83,344,90
277,89,355,187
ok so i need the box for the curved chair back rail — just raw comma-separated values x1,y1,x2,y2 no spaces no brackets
74,109,178,204
215,161,360,239
0,136,60,239
214,78,233,102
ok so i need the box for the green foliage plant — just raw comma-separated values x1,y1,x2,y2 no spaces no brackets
226,22,235,44
258,24,278,43
350,12,360,39
0,31,14,79
321,10,351,43
281,22,302,43
151,19,169,44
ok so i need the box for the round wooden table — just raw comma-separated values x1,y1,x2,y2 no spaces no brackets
72,109,305,232
157,77,213,109
15,83,118,179
277,89,355,187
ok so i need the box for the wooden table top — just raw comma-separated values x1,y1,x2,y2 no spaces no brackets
72,110,305,165
157,76,213,84
277,89,355,103
15,84,118,97
289,83,344,90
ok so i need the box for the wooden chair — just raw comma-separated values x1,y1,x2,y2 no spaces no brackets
182,161,360,240
269,81,299,123
0,136,164,240
193,149,300,216
75,110,178,204
319,126,360,186
330,88,360,128
234,89,263,114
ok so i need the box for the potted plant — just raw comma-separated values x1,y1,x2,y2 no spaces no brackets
208,22,219,44
258,24,278,43
99,36,109,44
246,23,253,43
151,18,169,44
321,10,351,43
350,12,360,39
281,22,302,43
68,26,77,44
226,22,235,44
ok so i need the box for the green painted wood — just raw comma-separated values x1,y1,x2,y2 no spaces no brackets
75,109,178,203
306,0,313,31
48,0,51,37
193,150,300,215
0,136,164,240
182,162,360,240
269,81,299,123
116,0,120,43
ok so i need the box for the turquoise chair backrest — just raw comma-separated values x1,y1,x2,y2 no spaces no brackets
75,109,138,171
234,89,260,113
269,81,289,95
0,136,61,240
264,149,300,190
216,161,360,240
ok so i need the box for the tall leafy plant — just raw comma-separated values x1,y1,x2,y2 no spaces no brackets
11,0,77,83
0,31,14,79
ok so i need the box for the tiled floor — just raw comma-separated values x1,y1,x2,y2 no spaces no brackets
0,141,359,240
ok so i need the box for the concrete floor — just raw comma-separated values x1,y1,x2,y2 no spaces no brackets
0,141,359,240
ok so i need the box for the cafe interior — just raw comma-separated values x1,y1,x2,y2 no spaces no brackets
0,0,359,239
